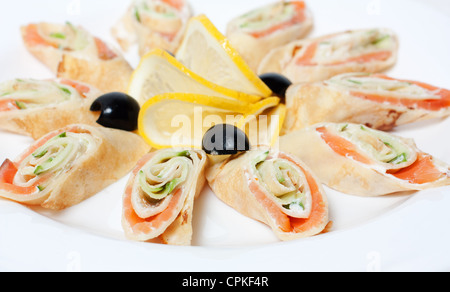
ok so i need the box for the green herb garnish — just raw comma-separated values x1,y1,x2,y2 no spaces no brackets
59,87,71,95
348,79,363,85
135,9,141,22
372,35,390,45
388,153,407,164
15,100,27,110
50,32,66,39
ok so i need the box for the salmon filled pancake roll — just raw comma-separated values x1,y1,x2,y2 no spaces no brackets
0,124,150,210
206,149,329,241
112,0,192,56
280,123,450,196
283,73,450,133
0,78,103,139
226,0,313,72
122,149,208,245
258,28,398,83
21,22,133,93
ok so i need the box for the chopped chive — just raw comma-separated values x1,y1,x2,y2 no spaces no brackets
283,201,305,211
341,124,349,132
389,153,407,164
59,86,72,95
135,9,141,22
14,100,27,110
58,132,67,138
37,186,45,192
34,165,44,175
33,150,48,159
348,79,363,85
373,35,390,45
177,150,190,157
384,142,393,148
50,32,66,39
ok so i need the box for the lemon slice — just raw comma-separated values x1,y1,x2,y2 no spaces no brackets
128,49,262,105
175,14,272,98
139,93,261,149
240,103,286,148
237,97,281,127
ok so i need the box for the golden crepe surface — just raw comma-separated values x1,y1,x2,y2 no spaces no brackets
226,0,313,72
122,148,207,245
0,78,102,139
206,148,329,241
258,28,398,83
282,73,450,133
0,124,150,210
112,0,192,56
280,123,450,196
21,22,133,93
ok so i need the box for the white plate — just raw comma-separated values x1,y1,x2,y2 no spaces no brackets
1,0,449,272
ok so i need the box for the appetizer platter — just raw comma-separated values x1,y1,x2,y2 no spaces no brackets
1,0,450,272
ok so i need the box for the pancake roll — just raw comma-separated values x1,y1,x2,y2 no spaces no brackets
280,123,450,196
122,149,208,245
112,0,192,56
0,124,150,210
226,1,313,72
21,22,133,93
0,78,102,139
258,28,398,83
283,73,450,133
206,148,329,241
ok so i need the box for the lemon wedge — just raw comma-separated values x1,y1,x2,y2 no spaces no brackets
241,104,286,148
138,93,280,149
175,14,272,98
128,49,262,105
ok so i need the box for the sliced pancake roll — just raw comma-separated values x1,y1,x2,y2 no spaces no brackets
206,149,329,241
226,0,313,71
258,28,398,83
280,123,450,196
112,0,192,56
0,78,102,139
0,124,150,210
21,22,133,93
122,149,208,245
283,73,450,133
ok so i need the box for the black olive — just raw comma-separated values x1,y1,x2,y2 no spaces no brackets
259,73,292,101
202,124,250,155
90,92,140,131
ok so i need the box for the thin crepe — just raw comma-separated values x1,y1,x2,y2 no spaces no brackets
112,0,192,56
280,123,450,196
282,73,450,133
258,28,398,83
122,149,208,245
226,0,313,72
0,78,102,139
21,22,133,93
206,149,329,241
